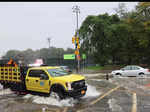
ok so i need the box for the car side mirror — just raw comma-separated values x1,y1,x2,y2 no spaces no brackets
121,68,125,71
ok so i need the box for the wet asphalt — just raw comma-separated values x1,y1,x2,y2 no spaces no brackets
0,74,150,112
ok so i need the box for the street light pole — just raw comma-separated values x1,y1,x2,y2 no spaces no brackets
73,5,80,34
72,5,80,73
47,37,51,49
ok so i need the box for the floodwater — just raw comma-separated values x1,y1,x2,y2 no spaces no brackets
22,84,100,107
1,73,148,112
0,81,102,112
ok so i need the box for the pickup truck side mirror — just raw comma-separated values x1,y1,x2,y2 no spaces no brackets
68,70,72,73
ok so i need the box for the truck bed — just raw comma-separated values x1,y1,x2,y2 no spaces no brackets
0,66,21,82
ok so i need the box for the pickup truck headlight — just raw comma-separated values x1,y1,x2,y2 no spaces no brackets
66,82,72,90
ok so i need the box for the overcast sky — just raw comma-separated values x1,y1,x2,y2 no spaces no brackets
0,2,138,57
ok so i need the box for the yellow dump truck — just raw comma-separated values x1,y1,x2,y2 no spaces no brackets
0,61,87,99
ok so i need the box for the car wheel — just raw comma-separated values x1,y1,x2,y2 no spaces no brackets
139,73,145,77
116,73,122,76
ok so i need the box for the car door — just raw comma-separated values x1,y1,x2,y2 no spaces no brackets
121,66,132,76
131,66,141,76
26,69,50,93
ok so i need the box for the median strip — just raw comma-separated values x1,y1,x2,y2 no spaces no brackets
90,85,120,105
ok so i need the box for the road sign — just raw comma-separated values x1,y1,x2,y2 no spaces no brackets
77,54,80,60
75,50,79,55
82,54,86,59
77,44,80,49
64,54,75,60
72,37,75,44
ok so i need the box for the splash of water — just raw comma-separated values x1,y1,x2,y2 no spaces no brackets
23,94,33,99
23,94,77,107
32,96,76,107
0,84,3,90
22,84,100,107
0,89,14,95
83,84,100,98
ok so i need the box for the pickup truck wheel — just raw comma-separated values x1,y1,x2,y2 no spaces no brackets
50,88,64,100
51,91,60,100
139,73,145,77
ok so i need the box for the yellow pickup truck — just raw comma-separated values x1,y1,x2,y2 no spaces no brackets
0,64,87,99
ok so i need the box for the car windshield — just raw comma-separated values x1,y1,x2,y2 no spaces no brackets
47,68,70,77
61,66,68,69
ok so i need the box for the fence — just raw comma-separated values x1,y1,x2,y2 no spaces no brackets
0,56,96,70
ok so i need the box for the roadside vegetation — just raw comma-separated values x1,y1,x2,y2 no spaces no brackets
1,48,74,65
79,2,150,66
85,65,124,71
1,2,150,67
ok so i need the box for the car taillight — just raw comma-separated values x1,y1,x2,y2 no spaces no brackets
147,69,150,72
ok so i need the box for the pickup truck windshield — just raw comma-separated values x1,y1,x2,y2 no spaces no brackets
47,69,70,77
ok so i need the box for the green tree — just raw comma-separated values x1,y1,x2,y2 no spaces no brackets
114,3,129,19
79,13,121,66
136,2,150,21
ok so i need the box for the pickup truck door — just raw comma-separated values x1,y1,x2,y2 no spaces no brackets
38,71,50,93
26,69,50,93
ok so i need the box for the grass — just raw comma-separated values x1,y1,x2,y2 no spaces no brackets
86,66,103,70
85,65,124,71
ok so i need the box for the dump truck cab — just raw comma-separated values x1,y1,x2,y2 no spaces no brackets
25,66,87,99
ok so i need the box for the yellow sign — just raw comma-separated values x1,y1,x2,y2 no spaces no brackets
72,37,75,43
75,50,79,55
77,44,80,49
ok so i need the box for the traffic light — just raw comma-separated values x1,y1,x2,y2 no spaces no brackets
72,37,75,44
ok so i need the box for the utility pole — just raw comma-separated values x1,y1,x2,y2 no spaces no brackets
72,5,80,35
72,5,80,73
47,37,51,65
47,37,51,48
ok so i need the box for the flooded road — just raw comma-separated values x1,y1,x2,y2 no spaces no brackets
1,73,150,112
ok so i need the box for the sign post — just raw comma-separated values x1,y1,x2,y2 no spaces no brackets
72,5,80,73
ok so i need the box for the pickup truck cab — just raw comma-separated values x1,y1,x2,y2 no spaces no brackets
25,66,87,99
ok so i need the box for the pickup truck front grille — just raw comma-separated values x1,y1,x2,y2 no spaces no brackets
71,80,85,89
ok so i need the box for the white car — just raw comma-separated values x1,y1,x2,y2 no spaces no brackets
111,65,150,77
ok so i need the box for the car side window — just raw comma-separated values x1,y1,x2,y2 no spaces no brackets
132,66,140,70
124,66,131,70
40,71,49,80
28,70,49,79
28,70,41,77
